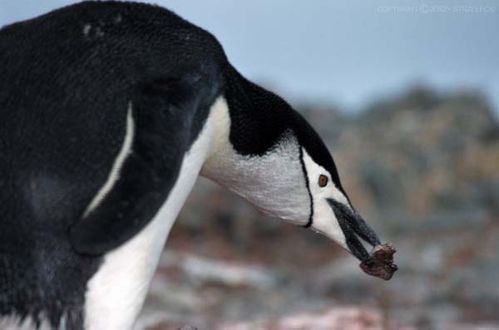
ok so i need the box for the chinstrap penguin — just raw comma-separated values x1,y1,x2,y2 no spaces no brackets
0,2,395,329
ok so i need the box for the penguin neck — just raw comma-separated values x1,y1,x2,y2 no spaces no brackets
200,84,310,224
202,65,300,176
223,65,299,156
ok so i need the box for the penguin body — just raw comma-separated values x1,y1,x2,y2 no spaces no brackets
0,2,386,329
0,2,224,328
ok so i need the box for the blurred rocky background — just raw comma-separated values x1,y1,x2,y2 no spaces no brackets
135,85,499,329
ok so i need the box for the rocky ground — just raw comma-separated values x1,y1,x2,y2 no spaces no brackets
136,86,499,329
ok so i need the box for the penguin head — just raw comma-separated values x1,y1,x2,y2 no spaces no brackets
297,141,381,261
201,66,381,261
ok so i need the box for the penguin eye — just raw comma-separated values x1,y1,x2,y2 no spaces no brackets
318,175,328,187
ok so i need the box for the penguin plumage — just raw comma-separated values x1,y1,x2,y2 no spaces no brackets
0,2,385,329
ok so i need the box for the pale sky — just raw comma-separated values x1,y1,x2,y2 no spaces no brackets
1,0,498,113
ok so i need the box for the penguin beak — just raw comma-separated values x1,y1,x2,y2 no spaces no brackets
327,199,381,261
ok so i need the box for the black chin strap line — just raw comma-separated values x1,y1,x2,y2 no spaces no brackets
299,148,314,228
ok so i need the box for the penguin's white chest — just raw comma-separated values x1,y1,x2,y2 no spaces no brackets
83,99,226,330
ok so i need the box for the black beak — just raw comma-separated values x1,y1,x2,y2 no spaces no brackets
327,199,381,261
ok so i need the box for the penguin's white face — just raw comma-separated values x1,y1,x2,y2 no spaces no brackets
301,149,349,249
299,148,382,261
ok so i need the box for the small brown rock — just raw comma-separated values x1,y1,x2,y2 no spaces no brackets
359,243,398,280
